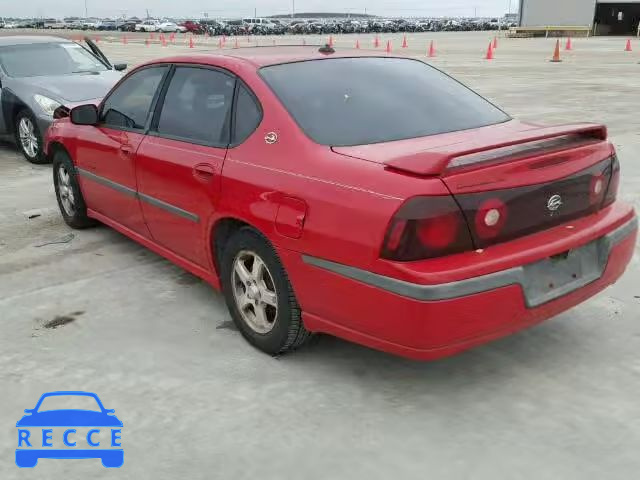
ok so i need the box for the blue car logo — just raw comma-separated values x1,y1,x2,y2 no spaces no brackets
16,391,123,468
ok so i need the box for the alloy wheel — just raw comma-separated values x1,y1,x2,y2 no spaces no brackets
18,117,39,158
57,165,76,216
232,250,278,334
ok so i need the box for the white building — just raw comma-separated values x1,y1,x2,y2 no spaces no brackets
519,0,640,35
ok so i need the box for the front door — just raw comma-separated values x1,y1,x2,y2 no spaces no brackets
135,66,236,267
74,65,168,235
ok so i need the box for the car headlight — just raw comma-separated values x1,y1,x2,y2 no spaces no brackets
34,94,62,116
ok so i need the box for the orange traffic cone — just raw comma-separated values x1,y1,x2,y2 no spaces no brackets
218,37,223,49
565,36,572,50
428,40,436,57
355,39,360,49
492,36,498,49
189,36,194,49
374,35,380,48
161,34,167,47
485,41,494,60
329,35,334,47
145,38,149,47
550,39,562,62
386,40,392,53
234,37,239,49
402,35,408,48
625,39,632,51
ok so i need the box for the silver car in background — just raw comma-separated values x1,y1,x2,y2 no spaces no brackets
0,36,126,163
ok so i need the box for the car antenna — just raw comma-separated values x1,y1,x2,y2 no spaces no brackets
318,44,335,55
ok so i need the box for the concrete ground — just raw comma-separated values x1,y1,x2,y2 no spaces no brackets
1,31,639,479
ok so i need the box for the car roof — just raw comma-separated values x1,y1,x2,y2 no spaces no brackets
0,35,71,46
144,46,409,69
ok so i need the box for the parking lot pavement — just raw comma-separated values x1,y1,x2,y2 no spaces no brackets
1,31,640,479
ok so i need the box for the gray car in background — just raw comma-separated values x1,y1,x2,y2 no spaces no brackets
0,36,126,163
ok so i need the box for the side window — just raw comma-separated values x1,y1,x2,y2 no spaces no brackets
101,67,166,130
156,67,235,146
233,83,262,144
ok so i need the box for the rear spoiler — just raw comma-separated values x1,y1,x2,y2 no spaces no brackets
384,123,608,176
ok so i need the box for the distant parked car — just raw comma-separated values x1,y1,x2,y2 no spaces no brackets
135,20,160,32
97,21,118,31
158,21,184,33
118,21,138,32
180,20,205,34
82,19,101,30
44,20,68,30
18,20,44,29
66,20,85,30
0,36,126,163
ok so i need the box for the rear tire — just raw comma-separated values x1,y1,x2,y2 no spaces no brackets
53,150,97,229
220,228,311,355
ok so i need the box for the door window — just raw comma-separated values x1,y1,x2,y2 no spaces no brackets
155,67,235,146
101,66,167,130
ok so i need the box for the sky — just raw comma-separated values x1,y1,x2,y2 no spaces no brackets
2,0,517,19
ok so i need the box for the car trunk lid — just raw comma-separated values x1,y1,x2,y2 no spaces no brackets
333,121,618,251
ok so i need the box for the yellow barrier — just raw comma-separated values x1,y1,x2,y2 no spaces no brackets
508,26,591,38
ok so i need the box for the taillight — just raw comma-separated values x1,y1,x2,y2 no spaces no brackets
381,196,473,261
602,155,620,208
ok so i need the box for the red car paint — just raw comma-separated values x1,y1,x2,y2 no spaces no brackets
45,47,637,360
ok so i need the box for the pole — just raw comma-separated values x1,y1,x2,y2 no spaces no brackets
292,0,295,19
84,0,88,18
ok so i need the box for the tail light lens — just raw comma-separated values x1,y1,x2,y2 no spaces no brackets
381,196,473,261
602,155,620,208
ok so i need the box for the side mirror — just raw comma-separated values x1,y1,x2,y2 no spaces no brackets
70,104,99,126
113,63,127,72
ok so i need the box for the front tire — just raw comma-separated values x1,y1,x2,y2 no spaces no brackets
220,228,311,355
15,110,46,164
53,150,97,229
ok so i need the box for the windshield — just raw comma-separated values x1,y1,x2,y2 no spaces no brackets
0,42,108,77
260,57,510,146
37,395,102,412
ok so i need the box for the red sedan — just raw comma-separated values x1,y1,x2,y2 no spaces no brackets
45,46,637,360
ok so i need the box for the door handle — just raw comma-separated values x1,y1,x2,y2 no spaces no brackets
120,144,134,155
193,163,215,181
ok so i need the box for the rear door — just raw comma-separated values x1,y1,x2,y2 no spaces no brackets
135,65,236,267
74,65,168,234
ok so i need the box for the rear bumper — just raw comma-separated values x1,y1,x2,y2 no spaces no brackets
302,216,637,308
281,206,637,360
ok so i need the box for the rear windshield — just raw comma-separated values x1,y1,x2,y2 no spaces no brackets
260,57,510,146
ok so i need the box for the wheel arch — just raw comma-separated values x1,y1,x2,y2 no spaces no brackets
47,141,71,163
210,216,270,275
1,89,30,135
